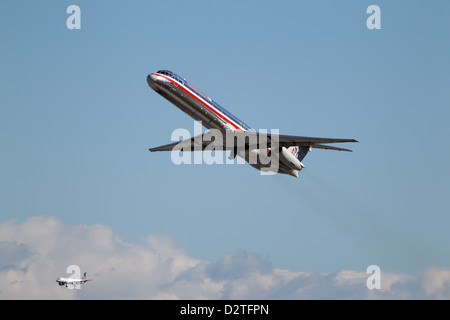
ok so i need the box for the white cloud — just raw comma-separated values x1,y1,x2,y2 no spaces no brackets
0,216,448,299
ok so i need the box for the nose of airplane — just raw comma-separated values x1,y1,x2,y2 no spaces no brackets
147,73,158,86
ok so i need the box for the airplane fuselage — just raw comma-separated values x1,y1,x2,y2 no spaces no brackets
56,277,86,286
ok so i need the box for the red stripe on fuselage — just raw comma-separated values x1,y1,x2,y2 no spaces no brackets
154,73,243,131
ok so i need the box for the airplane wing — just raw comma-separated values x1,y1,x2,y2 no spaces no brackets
276,134,358,148
149,133,211,152
232,131,358,151
149,131,358,152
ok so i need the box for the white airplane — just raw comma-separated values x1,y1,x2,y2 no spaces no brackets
56,272,91,288
147,70,358,178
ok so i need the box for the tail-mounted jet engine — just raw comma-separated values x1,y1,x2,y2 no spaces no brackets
279,147,305,171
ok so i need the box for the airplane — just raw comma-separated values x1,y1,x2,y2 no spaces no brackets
147,70,358,178
56,272,91,288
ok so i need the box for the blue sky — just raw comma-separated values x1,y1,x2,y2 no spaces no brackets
1,0,449,297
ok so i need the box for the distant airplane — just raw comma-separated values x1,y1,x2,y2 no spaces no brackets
56,272,91,288
147,70,358,178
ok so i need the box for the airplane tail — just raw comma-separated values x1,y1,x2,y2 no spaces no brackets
82,272,86,280
286,146,310,162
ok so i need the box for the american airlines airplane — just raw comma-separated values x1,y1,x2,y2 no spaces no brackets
147,70,357,178
56,272,91,288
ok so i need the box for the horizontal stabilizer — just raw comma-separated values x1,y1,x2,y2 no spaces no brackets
310,144,353,152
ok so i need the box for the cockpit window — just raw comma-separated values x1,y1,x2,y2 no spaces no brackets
156,70,184,84
157,70,171,76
